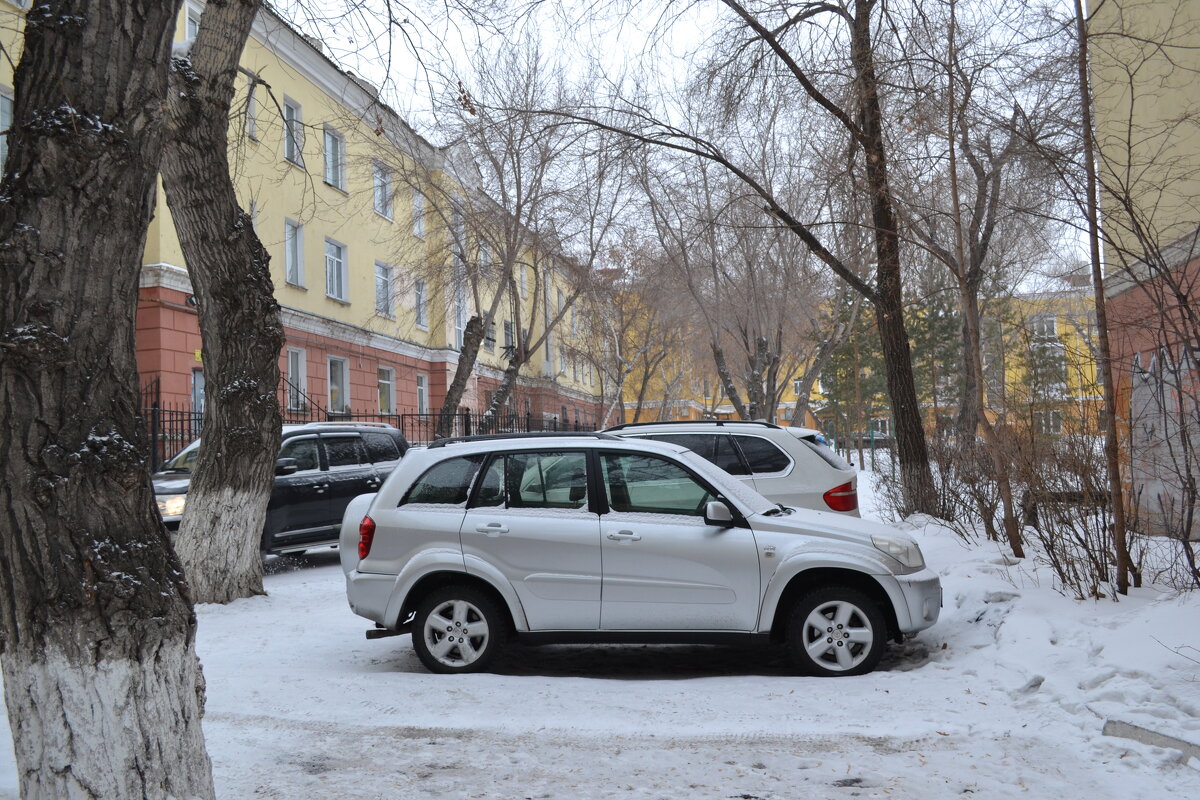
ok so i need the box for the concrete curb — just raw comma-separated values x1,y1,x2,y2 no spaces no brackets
1103,719,1200,761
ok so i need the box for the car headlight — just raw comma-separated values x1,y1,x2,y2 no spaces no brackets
157,494,187,519
871,534,925,573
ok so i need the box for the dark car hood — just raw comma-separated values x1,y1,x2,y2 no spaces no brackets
151,473,192,494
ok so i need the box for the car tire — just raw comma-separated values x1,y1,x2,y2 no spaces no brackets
412,584,508,674
786,585,886,677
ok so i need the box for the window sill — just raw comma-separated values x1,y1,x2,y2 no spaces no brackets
374,210,394,223
324,180,349,196
285,281,307,291
325,295,351,306
284,157,305,170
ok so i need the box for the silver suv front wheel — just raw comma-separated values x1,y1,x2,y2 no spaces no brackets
412,585,507,674
787,586,885,676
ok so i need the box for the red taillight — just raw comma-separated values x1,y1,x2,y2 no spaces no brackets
358,516,376,559
823,481,858,512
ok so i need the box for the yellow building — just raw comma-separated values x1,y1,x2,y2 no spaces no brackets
0,2,604,444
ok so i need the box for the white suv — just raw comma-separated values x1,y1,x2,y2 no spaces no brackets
340,433,940,677
605,421,858,515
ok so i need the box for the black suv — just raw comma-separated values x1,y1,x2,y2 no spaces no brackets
153,422,410,555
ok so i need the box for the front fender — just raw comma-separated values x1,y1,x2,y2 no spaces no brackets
757,548,897,633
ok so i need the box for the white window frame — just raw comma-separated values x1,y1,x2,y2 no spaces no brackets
1031,315,1058,339
324,238,348,302
373,161,393,219
412,190,426,239
454,277,468,350
284,219,303,287
323,126,346,190
328,356,350,413
375,261,393,317
0,90,13,169
520,264,527,297
185,3,201,38
377,366,395,414
286,348,307,409
414,278,428,329
416,373,429,415
283,98,304,167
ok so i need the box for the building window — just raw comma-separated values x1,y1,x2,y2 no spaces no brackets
1031,315,1058,339
416,374,428,414
520,264,528,297
373,162,392,219
375,262,393,317
412,190,425,238
503,320,514,350
191,368,205,413
454,278,467,350
873,418,890,437
0,92,13,169
186,4,201,38
793,378,803,396
325,239,347,301
323,127,345,190
558,346,567,375
286,348,306,409
484,321,496,351
284,220,303,287
571,307,577,335
328,357,349,413
1035,410,1063,436
414,278,428,329
378,367,395,414
283,98,303,167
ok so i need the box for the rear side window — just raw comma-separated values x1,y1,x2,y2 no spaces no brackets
798,437,852,471
402,455,484,506
645,434,750,476
363,433,401,463
507,451,589,510
733,435,791,474
324,436,366,467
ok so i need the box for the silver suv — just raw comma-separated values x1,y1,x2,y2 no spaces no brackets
605,421,858,515
340,433,940,677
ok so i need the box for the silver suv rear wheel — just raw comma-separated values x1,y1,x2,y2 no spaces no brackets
412,585,507,674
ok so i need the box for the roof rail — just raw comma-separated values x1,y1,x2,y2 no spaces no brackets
603,420,783,432
299,421,397,429
427,431,621,448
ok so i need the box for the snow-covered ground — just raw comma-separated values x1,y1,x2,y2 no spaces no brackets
2,474,1199,798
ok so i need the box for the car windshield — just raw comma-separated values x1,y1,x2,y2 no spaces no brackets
161,440,201,473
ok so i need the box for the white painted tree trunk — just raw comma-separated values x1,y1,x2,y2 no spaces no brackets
2,639,214,799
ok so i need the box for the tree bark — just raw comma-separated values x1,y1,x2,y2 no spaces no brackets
0,2,216,797
712,342,751,419
437,314,487,437
161,0,284,603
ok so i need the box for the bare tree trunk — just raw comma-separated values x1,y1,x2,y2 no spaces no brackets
161,0,284,604
0,2,215,796
1074,0,1130,593
712,342,751,419
437,315,487,437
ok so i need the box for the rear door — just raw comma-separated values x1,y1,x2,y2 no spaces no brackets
460,449,602,630
731,434,805,507
321,434,380,529
264,434,329,549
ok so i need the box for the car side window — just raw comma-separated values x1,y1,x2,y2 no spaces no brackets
506,451,588,510
402,455,484,506
733,435,791,474
362,432,401,463
324,436,365,468
646,433,749,476
602,452,716,516
474,457,505,508
278,437,320,471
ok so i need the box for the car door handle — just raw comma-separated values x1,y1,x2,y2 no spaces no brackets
313,483,329,494
607,530,642,542
366,479,381,488
475,523,508,537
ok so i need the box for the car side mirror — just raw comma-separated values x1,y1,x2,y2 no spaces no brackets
275,457,299,476
704,500,734,527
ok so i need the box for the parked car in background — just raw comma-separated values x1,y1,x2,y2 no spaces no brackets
603,420,858,515
153,422,409,555
340,432,940,677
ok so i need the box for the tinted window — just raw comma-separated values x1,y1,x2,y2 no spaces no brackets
507,451,588,510
474,457,505,507
278,437,320,471
324,436,365,467
363,432,401,463
403,455,483,505
799,437,852,471
734,436,791,473
602,453,715,516
645,433,749,476
164,441,201,472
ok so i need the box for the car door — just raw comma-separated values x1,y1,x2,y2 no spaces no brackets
320,434,381,528
460,449,601,630
731,434,805,507
598,450,760,631
264,435,329,549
